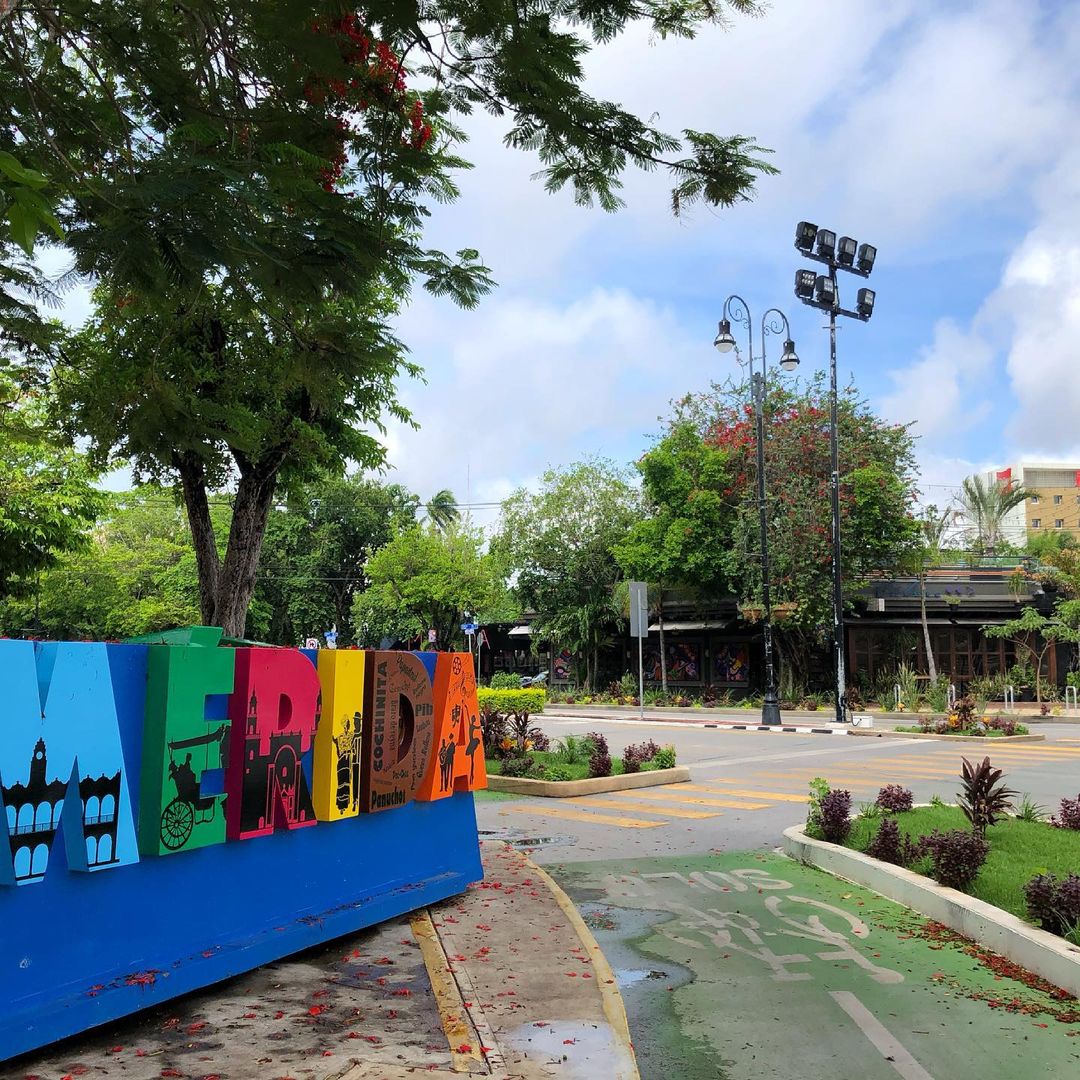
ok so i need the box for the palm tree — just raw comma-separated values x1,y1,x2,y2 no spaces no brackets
959,474,1031,556
422,489,460,533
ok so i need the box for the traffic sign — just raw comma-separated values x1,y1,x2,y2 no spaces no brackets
461,622,478,635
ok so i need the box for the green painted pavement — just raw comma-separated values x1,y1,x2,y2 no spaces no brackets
553,853,1080,1080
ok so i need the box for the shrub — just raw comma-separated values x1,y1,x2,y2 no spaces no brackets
953,694,977,728
958,756,1017,835
621,745,645,774
480,707,509,758
1052,795,1080,831
508,712,548,753
543,764,575,782
552,735,590,765
489,672,522,689
652,744,677,769
617,672,638,698
623,739,660,763
1024,873,1080,936
806,777,831,837
876,784,914,813
867,818,903,864
499,755,537,779
921,829,989,890
1015,793,1047,823
586,731,612,778
819,789,853,845
987,714,1017,736
476,687,546,715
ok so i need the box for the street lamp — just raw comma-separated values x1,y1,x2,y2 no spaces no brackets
792,221,878,726
713,295,799,726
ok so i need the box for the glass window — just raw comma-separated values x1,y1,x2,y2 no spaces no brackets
1032,518,1041,528
1031,495,1040,503
1057,519,1065,529
1055,494,1063,504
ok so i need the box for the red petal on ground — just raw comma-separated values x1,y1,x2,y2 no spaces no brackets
308,1006,324,1016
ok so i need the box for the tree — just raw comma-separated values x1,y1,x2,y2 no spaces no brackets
4,1,776,635
357,523,514,650
422,489,460,533
0,488,204,639
253,476,419,644
909,504,954,682
644,376,920,684
0,377,104,596
498,461,641,689
959,474,1030,556
983,607,1080,706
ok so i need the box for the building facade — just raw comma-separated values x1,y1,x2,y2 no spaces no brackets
985,462,1080,543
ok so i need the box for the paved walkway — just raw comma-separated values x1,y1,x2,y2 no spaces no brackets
554,852,1080,1080
3,843,636,1080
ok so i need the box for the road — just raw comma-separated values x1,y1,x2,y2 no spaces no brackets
476,719,1080,1079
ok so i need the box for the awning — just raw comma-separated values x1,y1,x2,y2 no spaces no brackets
507,625,533,637
647,620,731,632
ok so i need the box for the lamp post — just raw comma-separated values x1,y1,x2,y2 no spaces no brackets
793,222,877,725
714,296,799,726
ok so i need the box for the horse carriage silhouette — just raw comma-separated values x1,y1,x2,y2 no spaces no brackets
160,724,229,850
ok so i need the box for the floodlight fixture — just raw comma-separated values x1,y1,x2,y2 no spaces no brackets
795,269,816,299
795,221,818,253
857,288,875,318
837,236,857,268
780,340,799,372
815,229,836,259
857,243,876,275
814,274,836,307
714,318,736,353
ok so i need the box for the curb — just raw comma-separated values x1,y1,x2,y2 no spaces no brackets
705,722,840,735
846,729,1045,743
782,824,1080,999
488,766,690,798
519,851,639,1079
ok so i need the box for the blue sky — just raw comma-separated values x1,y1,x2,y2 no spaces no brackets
374,0,1080,527
72,1,1079,528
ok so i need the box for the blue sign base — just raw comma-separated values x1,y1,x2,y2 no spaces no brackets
1,792,481,1061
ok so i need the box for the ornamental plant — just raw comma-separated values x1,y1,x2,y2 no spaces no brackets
1052,795,1080,831
921,829,989,890
957,756,1017,835
875,784,914,813
1024,873,1080,936
819,789,853,845
653,745,677,770
621,745,645,774
586,731,613,779
865,818,925,867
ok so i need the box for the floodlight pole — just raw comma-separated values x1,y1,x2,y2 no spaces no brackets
827,265,846,728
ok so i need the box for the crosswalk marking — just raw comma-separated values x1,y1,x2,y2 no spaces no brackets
563,796,721,819
500,803,666,829
614,788,772,809
694,784,814,803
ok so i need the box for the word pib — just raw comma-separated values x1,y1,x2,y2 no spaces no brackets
0,629,486,885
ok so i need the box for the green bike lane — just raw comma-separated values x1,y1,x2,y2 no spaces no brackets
552,852,1080,1080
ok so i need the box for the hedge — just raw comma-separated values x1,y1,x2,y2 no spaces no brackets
476,687,546,715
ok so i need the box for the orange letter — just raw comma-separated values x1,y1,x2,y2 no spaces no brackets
416,652,486,801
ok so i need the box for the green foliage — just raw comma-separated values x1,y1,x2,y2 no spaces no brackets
543,764,576,782
476,688,546,717
958,756,1018,835
551,735,593,766
895,663,921,711
984,607,1080,704
1016,794,1047,823
806,776,831,837
498,460,641,689
924,676,951,714
489,672,523,690
653,745,677,769
960,475,1031,555
357,523,515,650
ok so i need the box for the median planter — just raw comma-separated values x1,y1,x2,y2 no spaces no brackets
848,729,1044,744
783,824,1080,999
488,766,690,798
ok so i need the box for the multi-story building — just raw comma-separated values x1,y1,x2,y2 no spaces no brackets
986,462,1080,544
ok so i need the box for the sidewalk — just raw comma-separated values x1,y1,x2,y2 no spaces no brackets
541,703,906,732
3,843,636,1080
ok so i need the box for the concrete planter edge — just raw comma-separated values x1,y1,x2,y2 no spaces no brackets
847,729,1045,743
781,823,1080,998
487,766,691,798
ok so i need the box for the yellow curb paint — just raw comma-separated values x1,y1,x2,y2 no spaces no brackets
517,851,641,1080
564,796,721,819
409,911,485,1073
695,784,823,803
612,787,771,809
500,803,666,829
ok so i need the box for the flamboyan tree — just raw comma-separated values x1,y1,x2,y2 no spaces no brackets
640,376,920,682
2,0,775,634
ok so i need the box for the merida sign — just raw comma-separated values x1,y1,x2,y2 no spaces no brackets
0,629,487,1061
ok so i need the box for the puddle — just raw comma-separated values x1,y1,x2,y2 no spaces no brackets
478,829,575,850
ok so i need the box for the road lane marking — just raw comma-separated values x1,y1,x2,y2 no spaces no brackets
830,991,934,1080
612,788,772,809
500,803,667,829
564,796,721,819
692,784,815,803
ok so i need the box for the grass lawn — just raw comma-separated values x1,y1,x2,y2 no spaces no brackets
847,805,1080,920
486,750,668,780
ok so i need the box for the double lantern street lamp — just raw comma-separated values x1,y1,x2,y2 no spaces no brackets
792,221,878,726
714,297,799,726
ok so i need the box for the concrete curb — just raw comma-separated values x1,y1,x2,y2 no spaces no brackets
782,824,1080,998
519,852,639,1079
488,766,690,798
847,729,1045,743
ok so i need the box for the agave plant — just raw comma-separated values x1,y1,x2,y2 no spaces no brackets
958,756,1017,835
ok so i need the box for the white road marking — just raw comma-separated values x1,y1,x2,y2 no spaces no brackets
830,990,934,1080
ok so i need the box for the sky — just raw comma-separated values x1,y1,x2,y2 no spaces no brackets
78,0,1080,529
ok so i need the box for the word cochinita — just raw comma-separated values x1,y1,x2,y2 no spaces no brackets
0,636,486,885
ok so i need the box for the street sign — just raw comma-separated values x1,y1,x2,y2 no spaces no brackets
428,629,437,644
460,622,478,634
628,581,648,638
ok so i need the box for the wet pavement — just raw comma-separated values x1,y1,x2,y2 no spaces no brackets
554,852,1080,1080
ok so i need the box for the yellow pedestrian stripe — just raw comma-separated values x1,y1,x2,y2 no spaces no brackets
564,796,721,819
695,784,815,803
602,787,771,810
500,803,665,829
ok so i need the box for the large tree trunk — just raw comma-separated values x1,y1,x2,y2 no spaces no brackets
920,572,938,683
175,451,220,626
